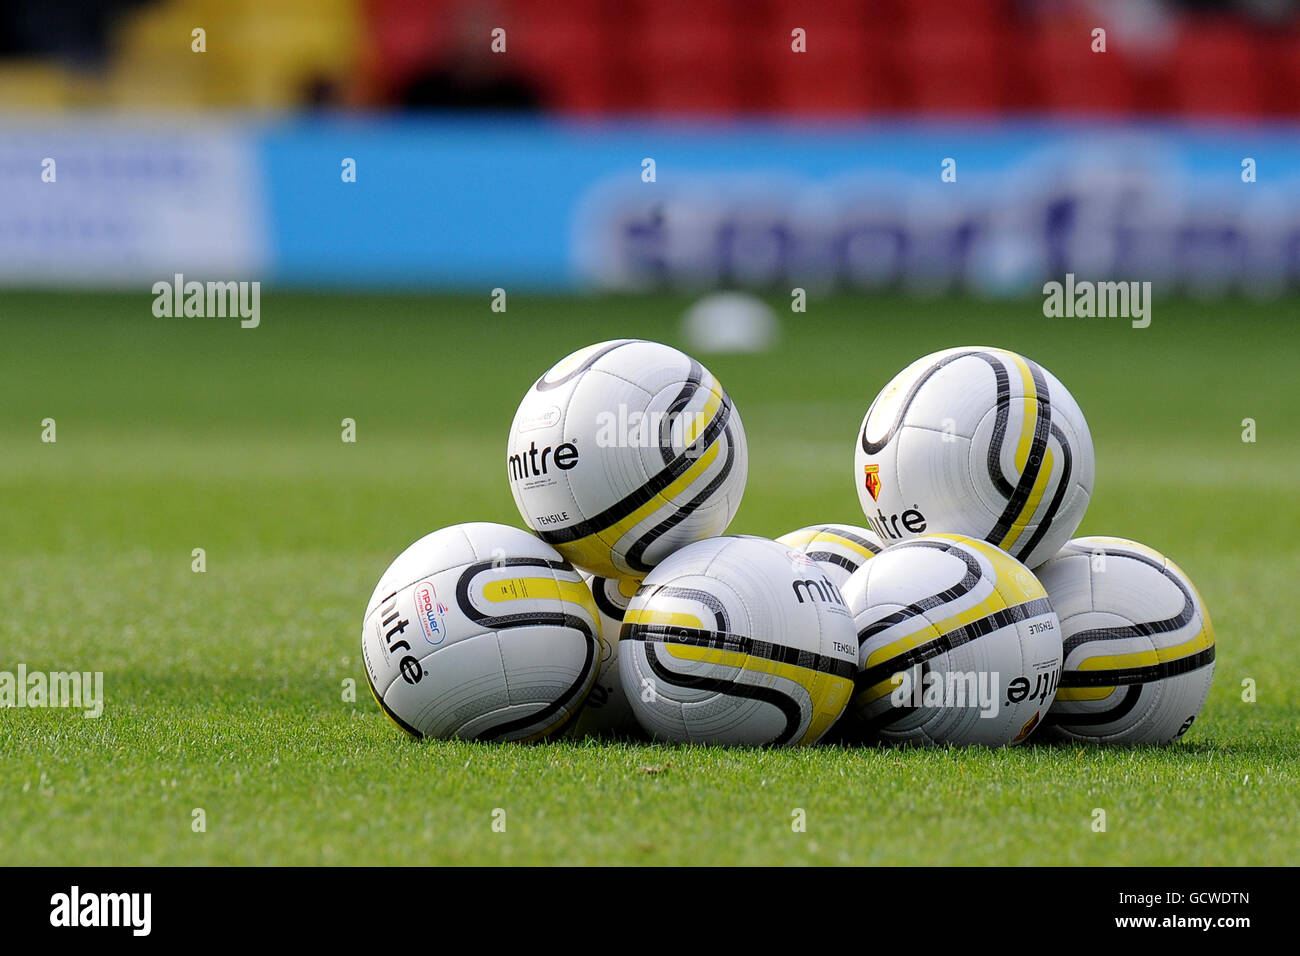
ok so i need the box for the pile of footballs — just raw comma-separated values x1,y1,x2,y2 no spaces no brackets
361,340,1215,748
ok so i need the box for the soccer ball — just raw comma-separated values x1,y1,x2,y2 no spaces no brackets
618,535,858,746
360,522,600,741
568,573,643,738
681,291,778,354
839,533,1063,747
854,346,1095,569
775,523,884,591
1034,536,1216,744
507,339,748,579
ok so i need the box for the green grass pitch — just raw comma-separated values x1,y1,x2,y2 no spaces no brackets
1,290,1296,865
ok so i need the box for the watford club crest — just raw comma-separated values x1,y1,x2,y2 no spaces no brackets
862,463,882,501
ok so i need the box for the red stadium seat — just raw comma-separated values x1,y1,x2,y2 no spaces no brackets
894,0,1009,32
1031,23,1140,116
628,0,742,24
638,23,746,113
570,0,748,113
358,0,1297,119
760,4,892,115
1169,20,1264,117
506,18,616,113
763,35,892,115
362,0,457,95
899,27,1008,114
1259,30,1300,117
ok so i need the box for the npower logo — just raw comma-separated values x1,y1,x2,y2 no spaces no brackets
414,580,449,646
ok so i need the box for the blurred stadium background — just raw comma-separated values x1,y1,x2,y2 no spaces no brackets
4,0,1300,115
6,2,1300,867
2,0,1300,295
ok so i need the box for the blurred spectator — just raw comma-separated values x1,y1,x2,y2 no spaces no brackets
0,0,152,67
387,1,542,111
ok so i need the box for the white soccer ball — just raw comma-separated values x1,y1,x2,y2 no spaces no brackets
775,523,884,591
618,535,858,746
360,522,600,741
681,291,779,354
1034,536,1216,744
840,533,1063,747
508,339,748,579
854,346,1095,569
569,573,643,738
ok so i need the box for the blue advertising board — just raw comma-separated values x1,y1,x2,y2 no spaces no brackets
2,116,1298,294
259,117,1300,295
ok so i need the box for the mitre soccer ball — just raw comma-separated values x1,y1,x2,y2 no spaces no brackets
507,339,748,579
840,533,1063,747
618,535,858,746
360,522,600,741
1034,536,1216,744
568,573,643,738
775,523,884,591
854,346,1095,569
